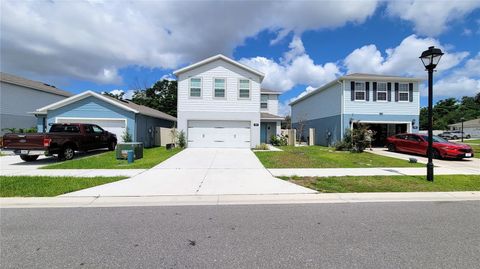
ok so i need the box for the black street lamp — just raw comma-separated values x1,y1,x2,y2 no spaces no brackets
461,117,465,142
420,46,444,182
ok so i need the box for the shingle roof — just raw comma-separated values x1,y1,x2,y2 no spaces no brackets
103,95,177,122
448,118,480,128
0,72,72,97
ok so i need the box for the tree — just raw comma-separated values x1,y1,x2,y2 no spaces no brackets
102,91,125,100
475,92,480,104
132,79,177,117
281,115,291,129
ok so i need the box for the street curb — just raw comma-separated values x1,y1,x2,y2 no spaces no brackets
1,192,479,208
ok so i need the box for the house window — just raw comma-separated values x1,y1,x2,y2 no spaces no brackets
214,78,225,98
377,82,387,101
260,94,268,109
399,83,409,101
354,82,365,101
190,78,202,97
239,79,250,98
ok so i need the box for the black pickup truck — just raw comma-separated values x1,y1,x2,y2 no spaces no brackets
1,123,117,161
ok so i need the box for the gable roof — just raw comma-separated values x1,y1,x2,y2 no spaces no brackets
261,112,284,120
35,91,176,121
0,72,72,97
173,54,265,81
290,73,424,106
448,118,480,128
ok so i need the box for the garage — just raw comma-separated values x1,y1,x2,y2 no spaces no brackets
187,120,251,148
56,117,127,142
353,122,409,147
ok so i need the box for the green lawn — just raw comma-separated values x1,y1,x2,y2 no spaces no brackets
255,146,423,168
281,175,480,193
0,176,126,197
42,147,182,169
465,139,480,144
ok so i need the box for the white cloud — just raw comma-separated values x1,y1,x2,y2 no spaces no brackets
103,89,135,99
386,0,480,36
240,36,341,92
1,0,378,84
344,35,469,77
431,53,480,97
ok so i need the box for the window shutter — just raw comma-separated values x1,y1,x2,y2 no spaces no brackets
365,82,370,101
394,83,399,102
409,83,413,102
351,81,355,101
387,82,392,101
372,82,377,102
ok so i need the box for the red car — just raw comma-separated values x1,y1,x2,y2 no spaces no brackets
386,133,474,160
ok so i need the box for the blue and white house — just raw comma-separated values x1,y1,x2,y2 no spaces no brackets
290,73,423,146
33,91,176,147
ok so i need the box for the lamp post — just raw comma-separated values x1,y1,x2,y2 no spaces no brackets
461,117,465,142
420,46,444,182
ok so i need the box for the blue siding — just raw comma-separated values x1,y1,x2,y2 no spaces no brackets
46,96,136,139
135,114,175,147
293,115,342,146
37,116,46,133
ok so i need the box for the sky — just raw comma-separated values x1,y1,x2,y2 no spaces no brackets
1,0,480,116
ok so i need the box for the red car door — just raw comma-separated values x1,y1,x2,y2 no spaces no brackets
403,134,422,154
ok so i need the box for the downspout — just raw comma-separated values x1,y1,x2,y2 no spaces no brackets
338,80,344,140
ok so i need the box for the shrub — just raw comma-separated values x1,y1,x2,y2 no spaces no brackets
335,124,370,153
121,129,133,142
254,143,269,150
270,135,288,146
177,130,186,148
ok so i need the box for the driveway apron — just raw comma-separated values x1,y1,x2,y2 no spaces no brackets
64,148,315,196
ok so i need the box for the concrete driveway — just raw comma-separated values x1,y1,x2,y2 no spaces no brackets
65,148,315,196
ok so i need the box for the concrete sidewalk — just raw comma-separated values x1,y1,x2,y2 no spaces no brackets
269,167,480,177
1,192,479,208
0,169,146,177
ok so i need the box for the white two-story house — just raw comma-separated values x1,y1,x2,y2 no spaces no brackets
290,73,423,146
174,54,283,148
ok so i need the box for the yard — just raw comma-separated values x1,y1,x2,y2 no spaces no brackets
281,175,480,193
42,146,182,169
0,176,126,197
255,146,424,168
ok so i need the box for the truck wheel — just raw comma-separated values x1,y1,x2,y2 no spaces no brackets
20,155,39,162
59,146,75,161
108,141,116,151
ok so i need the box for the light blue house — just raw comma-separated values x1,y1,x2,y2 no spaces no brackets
290,73,423,146
33,91,176,147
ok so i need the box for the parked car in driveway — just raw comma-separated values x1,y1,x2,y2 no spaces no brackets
386,133,474,160
438,131,471,140
1,123,117,161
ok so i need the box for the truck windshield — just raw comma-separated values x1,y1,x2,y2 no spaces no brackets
49,125,80,133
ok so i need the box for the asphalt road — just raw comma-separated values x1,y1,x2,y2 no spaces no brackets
1,201,479,269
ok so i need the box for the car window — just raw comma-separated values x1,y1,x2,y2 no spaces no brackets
395,134,406,139
92,125,104,134
49,125,80,133
422,135,448,143
407,135,421,142
84,125,94,134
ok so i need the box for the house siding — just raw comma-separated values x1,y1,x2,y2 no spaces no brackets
0,82,68,134
177,58,262,147
261,94,279,115
45,96,136,140
343,80,420,116
293,115,342,146
135,114,174,148
291,83,342,123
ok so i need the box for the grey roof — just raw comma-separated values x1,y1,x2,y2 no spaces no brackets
0,72,72,97
448,118,480,128
261,112,284,120
261,88,282,95
103,95,177,122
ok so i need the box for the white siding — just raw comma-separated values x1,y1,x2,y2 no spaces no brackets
261,94,279,115
291,83,342,123
343,79,420,116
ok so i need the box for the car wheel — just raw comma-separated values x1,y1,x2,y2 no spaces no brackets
466,135,471,139
387,144,396,152
108,141,116,151
60,146,75,161
432,149,442,159
452,135,458,140
20,155,39,162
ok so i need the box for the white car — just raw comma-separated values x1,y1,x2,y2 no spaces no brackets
439,131,471,140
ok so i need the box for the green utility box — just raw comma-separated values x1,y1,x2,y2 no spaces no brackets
116,142,144,160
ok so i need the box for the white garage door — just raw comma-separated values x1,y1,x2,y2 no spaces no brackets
188,120,251,148
55,117,127,142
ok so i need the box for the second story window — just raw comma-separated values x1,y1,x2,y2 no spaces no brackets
214,78,226,98
239,79,250,99
190,78,202,97
377,82,387,101
260,94,268,109
399,83,409,102
354,82,366,101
